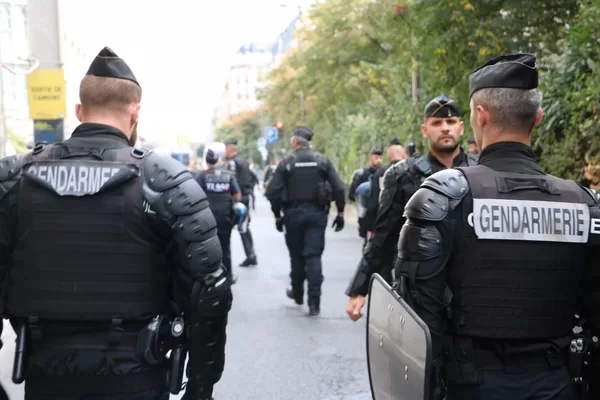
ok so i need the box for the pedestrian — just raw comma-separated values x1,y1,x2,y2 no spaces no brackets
0,47,232,400
348,146,384,244
224,138,258,267
265,126,346,316
346,93,477,319
379,53,600,399
196,148,242,284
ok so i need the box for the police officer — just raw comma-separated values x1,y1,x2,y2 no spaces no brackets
346,93,477,320
224,138,258,266
0,47,232,400
390,53,600,399
265,126,346,316
348,147,384,242
196,149,242,283
466,136,479,155
362,139,407,241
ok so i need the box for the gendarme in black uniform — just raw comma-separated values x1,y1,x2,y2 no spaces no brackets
0,47,232,400
196,149,241,282
394,53,600,399
265,126,346,316
224,138,257,267
346,95,478,298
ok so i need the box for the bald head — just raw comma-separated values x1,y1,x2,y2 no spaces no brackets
79,75,141,114
387,145,406,163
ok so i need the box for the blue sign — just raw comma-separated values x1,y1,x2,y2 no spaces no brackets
256,137,267,148
34,119,64,144
265,127,278,144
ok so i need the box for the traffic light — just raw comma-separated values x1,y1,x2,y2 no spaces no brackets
275,121,284,130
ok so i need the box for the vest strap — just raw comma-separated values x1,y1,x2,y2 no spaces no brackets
28,315,42,342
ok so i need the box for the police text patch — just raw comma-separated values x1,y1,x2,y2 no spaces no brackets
23,160,139,196
471,198,590,243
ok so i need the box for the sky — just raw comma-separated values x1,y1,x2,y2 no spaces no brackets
57,0,312,147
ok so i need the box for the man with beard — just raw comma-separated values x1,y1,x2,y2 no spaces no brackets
0,47,232,400
345,94,477,320
348,146,384,242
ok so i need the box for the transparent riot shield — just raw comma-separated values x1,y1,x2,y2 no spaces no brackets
367,274,432,400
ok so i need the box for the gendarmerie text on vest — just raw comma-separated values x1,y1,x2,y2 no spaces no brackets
468,198,591,243
24,161,137,196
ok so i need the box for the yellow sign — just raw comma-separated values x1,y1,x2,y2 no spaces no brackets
27,68,66,120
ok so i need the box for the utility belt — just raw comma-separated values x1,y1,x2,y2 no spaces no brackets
12,314,188,395
444,336,568,385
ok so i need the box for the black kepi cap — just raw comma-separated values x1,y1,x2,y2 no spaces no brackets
86,47,140,88
205,149,219,165
424,94,461,118
370,146,383,155
389,137,402,146
224,138,238,146
293,126,313,141
469,53,538,97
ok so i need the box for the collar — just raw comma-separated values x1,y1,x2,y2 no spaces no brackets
68,123,131,147
478,141,544,174
427,148,467,169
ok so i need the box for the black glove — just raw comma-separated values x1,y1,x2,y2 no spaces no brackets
182,385,213,400
332,214,344,232
275,217,284,232
0,382,7,400
431,357,447,400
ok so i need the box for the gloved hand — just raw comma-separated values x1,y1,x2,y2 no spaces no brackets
275,217,284,232
0,382,8,400
182,384,214,400
332,214,344,232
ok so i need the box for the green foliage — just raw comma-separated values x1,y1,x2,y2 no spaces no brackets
262,0,599,184
8,130,27,154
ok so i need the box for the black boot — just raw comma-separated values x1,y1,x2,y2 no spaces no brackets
286,288,303,305
308,297,320,316
239,256,257,267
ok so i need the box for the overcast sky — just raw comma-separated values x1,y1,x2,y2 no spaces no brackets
58,0,311,146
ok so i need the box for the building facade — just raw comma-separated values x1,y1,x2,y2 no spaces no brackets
211,14,302,137
1,0,32,140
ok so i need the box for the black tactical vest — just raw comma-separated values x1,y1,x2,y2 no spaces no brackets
284,151,326,204
451,165,589,340
8,144,170,322
228,156,253,194
203,168,234,217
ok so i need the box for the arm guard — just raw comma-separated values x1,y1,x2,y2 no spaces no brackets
345,162,409,296
395,169,468,359
0,154,25,202
141,153,232,392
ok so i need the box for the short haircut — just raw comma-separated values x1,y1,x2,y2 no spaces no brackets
79,75,141,113
471,88,542,132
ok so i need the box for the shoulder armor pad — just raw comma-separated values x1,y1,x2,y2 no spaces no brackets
581,186,599,205
382,160,409,189
0,154,25,182
404,187,450,222
143,152,193,192
421,168,469,200
351,168,364,179
130,147,152,159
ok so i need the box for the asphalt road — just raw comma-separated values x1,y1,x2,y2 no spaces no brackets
0,195,372,400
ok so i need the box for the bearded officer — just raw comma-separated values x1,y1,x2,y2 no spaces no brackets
0,47,232,400
346,94,477,321
392,53,600,399
224,138,258,267
265,126,346,316
196,149,242,283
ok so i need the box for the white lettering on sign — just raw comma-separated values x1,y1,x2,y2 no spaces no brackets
471,198,590,243
26,164,123,195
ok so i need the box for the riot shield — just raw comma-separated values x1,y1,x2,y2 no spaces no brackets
367,274,432,400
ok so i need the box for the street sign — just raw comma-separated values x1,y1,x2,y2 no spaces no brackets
257,137,267,148
265,127,278,144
